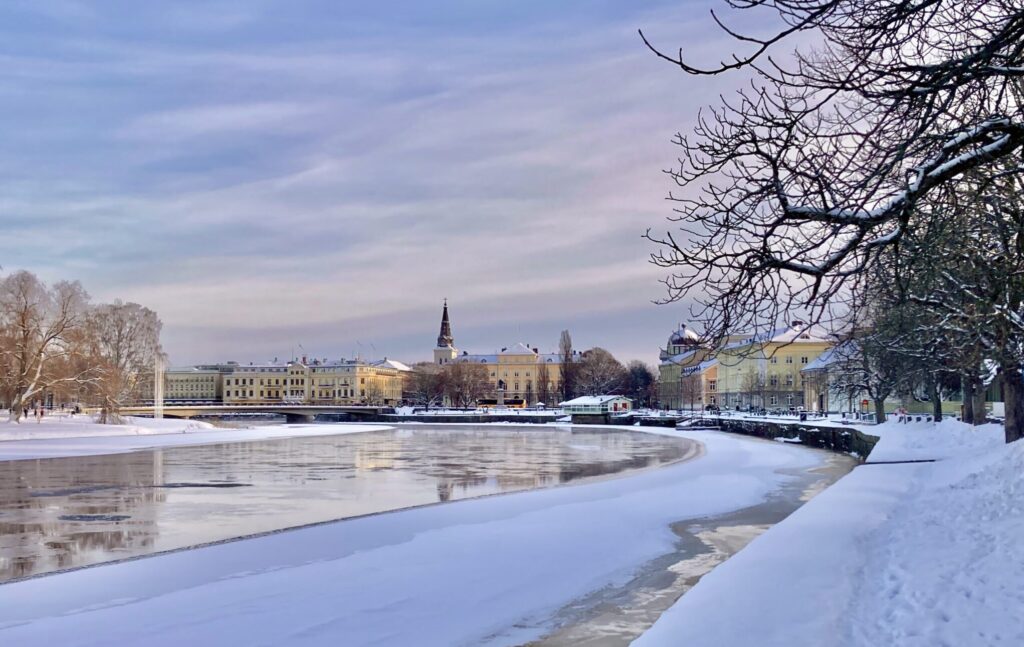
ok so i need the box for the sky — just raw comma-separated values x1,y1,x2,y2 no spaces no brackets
0,0,774,366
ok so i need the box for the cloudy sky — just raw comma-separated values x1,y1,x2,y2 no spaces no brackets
0,0,767,366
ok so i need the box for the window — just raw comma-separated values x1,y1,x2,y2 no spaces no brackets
710,396,717,405
769,375,778,386
800,356,809,364
787,394,795,405
770,395,778,405
785,375,794,386
785,356,793,364
709,380,717,391
770,356,778,364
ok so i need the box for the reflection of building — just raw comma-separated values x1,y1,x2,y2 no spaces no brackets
432,301,565,405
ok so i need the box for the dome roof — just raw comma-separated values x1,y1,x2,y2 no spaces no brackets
669,324,701,346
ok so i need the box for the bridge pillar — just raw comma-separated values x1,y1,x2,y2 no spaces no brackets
284,413,316,424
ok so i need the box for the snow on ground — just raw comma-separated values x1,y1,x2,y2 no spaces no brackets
0,413,215,442
866,417,1004,462
0,417,392,461
0,429,826,647
636,418,1021,647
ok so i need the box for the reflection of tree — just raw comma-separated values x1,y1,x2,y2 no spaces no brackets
2,451,168,580
436,480,453,502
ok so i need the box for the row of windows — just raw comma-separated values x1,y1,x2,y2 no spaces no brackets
769,356,810,365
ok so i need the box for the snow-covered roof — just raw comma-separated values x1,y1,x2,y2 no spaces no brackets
559,395,631,406
660,349,699,367
800,346,839,371
500,342,536,355
166,366,222,374
669,324,701,345
372,359,413,372
456,353,499,364
682,359,718,375
800,341,855,371
722,324,829,350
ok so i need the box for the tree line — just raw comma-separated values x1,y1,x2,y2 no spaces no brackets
0,270,162,423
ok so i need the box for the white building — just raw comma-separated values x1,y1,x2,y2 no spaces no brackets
560,395,632,414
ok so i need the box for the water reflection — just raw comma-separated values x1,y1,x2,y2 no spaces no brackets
0,425,690,582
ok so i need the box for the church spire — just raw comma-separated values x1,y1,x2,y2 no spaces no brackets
436,299,454,348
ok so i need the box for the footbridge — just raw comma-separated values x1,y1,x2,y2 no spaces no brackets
120,404,393,423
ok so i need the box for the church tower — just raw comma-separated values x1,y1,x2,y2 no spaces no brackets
433,299,458,365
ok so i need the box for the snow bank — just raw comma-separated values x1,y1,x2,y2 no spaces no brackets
0,420,392,461
0,430,824,647
0,414,214,442
637,427,1023,647
867,417,1004,462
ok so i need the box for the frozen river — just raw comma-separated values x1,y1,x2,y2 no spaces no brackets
0,425,692,581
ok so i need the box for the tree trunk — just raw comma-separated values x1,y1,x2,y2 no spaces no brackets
1002,367,1024,443
962,376,975,424
874,398,887,424
972,385,987,425
929,380,942,422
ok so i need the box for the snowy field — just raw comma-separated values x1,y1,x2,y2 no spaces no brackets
637,418,1022,647
0,416,391,460
0,427,826,647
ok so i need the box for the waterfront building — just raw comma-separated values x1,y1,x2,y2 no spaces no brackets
560,395,632,414
163,367,226,403
220,357,407,406
715,322,832,410
431,301,564,405
222,363,291,403
657,324,715,409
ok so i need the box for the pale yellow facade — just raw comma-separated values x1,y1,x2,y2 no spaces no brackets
715,325,832,410
452,343,564,404
221,360,404,406
164,368,221,402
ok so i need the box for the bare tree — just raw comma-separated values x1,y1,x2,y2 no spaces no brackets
536,361,552,406
644,0,1024,349
679,371,702,412
406,362,447,409
443,362,490,408
575,348,627,396
0,271,91,422
558,330,576,401
740,371,768,411
84,301,163,424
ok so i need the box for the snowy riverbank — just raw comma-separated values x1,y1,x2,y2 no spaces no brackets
0,416,391,460
636,418,1022,647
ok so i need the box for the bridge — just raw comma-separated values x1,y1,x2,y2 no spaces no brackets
120,404,394,423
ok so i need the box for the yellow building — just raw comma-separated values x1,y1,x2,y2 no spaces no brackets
658,324,715,409
432,301,564,405
164,368,222,402
223,363,290,403
715,322,833,411
221,358,407,406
